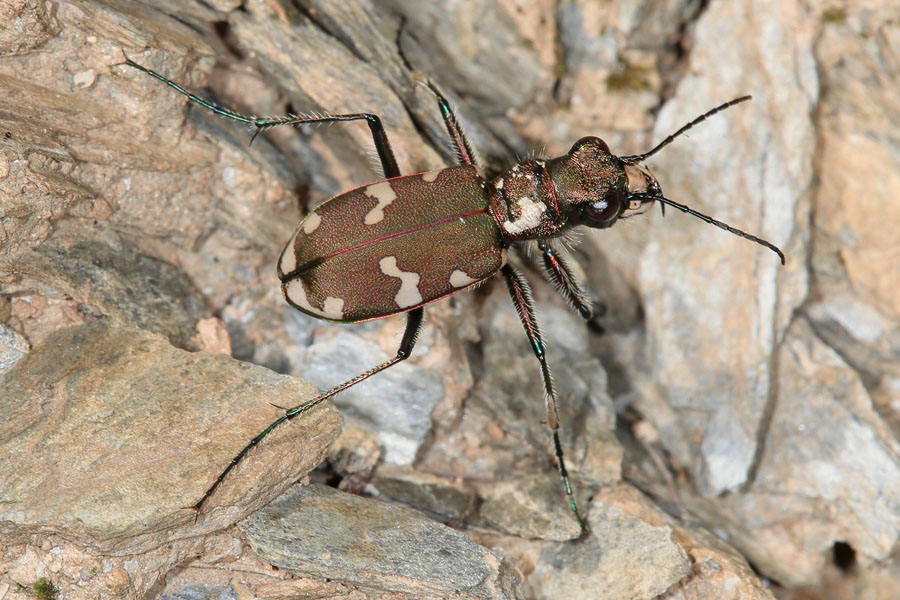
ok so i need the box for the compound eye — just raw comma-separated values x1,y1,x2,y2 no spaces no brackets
582,194,622,227
569,136,610,155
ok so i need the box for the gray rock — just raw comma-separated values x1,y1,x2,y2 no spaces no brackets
239,484,521,599
301,329,443,465
368,464,473,523
464,295,620,488
480,472,583,542
723,318,900,587
0,323,341,554
0,322,28,375
530,495,691,600
629,0,815,495
12,236,211,350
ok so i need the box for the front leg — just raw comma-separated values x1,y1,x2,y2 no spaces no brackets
537,240,593,320
501,264,586,531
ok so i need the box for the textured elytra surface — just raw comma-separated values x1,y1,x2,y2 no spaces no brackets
281,165,504,322
1,1,898,600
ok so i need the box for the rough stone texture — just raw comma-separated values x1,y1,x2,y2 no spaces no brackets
476,484,771,600
722,317,900,587
0,323,340,597
239,484,521,599
599,485,775,600
531,496,692,600
1,0,898,598
10,234,212,349
0,323,341,543
0,321,28,375
480,474,584,542
367,463,474,524
623,0,815,498
300,328,444,465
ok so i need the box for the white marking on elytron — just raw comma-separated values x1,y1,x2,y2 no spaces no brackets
302,212,322,234
503,196,547,235
279,229,300,274
449,269,477,287
379,256,423,308
363,181,397,225
284,279,345,319
321,297,345,319
500,248,509,267
421,170,440,182
494,178,504,190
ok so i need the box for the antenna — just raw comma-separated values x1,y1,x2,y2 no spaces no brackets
633,194,785,264
620,96,752,163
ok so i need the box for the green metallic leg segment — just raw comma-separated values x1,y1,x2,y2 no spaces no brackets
420,79,476,167
124,59,402,178
537,240,593,320
501,264,586,531
193,308,424,511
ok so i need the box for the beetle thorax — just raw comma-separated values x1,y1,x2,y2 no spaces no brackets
488,159,565,242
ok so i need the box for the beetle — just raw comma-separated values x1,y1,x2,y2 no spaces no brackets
124,58,784,528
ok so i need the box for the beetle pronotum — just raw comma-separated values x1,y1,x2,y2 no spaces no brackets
124,57,783,529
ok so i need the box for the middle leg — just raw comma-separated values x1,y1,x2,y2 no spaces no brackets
501,263,586,531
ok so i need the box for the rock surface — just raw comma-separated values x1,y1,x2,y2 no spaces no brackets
531,497,692,600
1,0,898,599
300,328,444,465
239,484,521,599
0,322,341,597
0,323,341,548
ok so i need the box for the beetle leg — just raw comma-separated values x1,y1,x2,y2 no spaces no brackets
419,78,477,167
123,59,401,178
536,240,593,320
193,308,424,512
252,112,401,179
501,264,587,531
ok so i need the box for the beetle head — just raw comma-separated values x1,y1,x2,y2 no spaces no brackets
545,96,785,264
549,136,659,230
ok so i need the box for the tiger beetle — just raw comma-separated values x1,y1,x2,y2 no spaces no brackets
124,57,784,530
